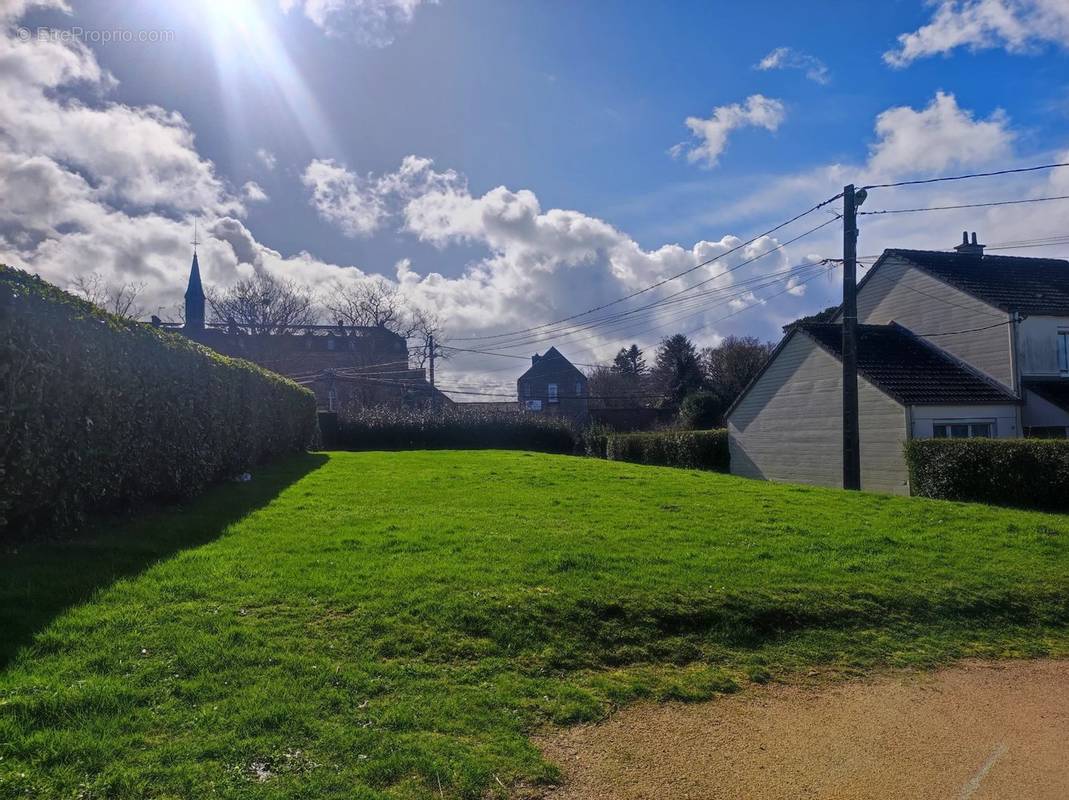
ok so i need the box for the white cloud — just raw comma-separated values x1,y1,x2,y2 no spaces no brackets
755,47,830,84
868,91,1013,176
301,158,388,237
255,148,277,171
279,0,433,45
885,0,1069,67
672,94,786,168
242,181,269,203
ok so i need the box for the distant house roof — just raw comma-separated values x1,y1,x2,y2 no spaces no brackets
800,322,1018,405
517,346,586,383
879,249,1069,316
1023,379,1069,413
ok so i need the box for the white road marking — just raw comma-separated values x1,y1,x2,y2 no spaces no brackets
959,742,1008,800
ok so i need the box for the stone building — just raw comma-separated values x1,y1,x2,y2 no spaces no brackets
163,252,451,411
517,347,589,422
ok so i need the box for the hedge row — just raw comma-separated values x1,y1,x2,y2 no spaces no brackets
329,407,578,453
605,429,729,472
0,266,317,533
905,439,1069,511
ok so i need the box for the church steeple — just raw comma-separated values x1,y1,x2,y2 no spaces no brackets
184,219,205,331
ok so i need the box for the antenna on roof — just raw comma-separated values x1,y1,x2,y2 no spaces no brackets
191,216,200,254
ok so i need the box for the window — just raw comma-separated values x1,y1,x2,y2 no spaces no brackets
933,420,994,439
326,338,336,351
575,381,583,397
547,383,559,403
1059,330,1069,375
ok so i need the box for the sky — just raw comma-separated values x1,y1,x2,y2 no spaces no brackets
3,0,1069,397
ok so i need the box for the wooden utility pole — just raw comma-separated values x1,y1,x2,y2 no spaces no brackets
428,334,437,413
842,185,861,490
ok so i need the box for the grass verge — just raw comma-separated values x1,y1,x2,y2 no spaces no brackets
2,450,1069,798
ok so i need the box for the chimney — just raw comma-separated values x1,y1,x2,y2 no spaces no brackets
953,231,985,257
531,353,542,366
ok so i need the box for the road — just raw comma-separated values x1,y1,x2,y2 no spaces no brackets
538,660,1069,799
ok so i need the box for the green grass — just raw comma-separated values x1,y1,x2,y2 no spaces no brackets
3,450,1069,799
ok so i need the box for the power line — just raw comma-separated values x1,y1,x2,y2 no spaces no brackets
461,218,840,352
449,191,843,342
911,320,1013,337
859,194,1069,216
861,161,1069,191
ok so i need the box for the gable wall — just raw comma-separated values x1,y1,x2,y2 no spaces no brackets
854,256,1014,390
727,333,909,494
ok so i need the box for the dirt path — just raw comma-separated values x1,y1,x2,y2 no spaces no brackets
537,660,1069,799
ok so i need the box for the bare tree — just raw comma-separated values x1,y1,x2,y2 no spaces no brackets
325,277,407,331
586,364,647,409
408,307,448,369
69,273,146,320
207,272,318,334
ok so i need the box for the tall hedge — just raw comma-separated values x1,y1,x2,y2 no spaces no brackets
905,439,1069,511
0,266,317,532
330,407,578,453
605,429,729,471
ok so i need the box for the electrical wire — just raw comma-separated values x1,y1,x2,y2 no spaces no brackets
448,192,843,342
859,194,1069,216
861,161,1069,190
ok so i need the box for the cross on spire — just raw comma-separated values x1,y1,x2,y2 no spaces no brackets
191,216,200,253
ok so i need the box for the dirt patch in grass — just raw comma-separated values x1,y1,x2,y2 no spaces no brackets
537,659,1069,800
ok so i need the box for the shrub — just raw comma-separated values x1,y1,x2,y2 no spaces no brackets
905,439,1069,511
579,422,612,459
0,266,316,533
605,429,729,471
331,407,578,453
679,391,724,429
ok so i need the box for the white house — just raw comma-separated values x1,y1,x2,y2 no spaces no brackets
726,233,1069,494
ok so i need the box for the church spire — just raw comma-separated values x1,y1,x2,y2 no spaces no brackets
184,218,205,331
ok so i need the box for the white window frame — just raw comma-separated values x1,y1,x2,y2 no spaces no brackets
932,419,995,439
1058,329,1069,375
547,383,559,403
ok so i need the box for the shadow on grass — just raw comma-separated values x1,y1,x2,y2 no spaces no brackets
0,452,328,670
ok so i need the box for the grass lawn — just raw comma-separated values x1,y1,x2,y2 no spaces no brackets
3,450,1069,799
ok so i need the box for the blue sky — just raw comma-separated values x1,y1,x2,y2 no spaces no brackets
4,0,1069,392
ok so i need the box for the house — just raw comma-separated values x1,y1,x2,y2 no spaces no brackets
164,252,451,411
726,232,1069,494
517,347,589,421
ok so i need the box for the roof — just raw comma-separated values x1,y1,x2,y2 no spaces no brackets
185,252,204,300
517,346,586,383
882,249,1069,316
800,322,1018,405
1023,379,1069,412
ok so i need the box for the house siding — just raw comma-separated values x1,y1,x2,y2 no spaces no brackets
854,256,1014,390
728,333,909,494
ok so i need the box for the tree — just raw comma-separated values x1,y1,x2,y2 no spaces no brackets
611,344,647,375
701,335,774,408
325,277,408,331
408,307,448,369
586,364,647,409
69,273,146,320
207,272,318,334
783,304,839,332
679,391,723,429
649,333,703,408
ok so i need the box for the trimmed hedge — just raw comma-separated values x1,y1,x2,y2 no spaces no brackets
605,429,729,471
0,266,317,532
905,439,1069,511
330,407,578,453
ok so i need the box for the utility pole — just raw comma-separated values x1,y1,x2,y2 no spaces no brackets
428,334,437,413
842,184,862,490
